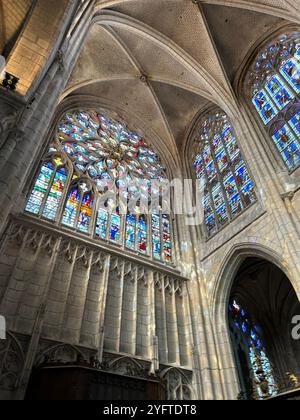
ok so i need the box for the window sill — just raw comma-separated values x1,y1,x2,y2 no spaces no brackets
200,202,267,262
15,214,185,280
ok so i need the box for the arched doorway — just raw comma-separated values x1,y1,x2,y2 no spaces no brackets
229,257,300,400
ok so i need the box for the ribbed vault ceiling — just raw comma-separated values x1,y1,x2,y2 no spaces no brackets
65,0,295,164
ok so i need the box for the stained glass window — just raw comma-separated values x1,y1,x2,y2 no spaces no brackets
137,215,147,254
61,188,81,228
96,209,108,240
25,110,174,265
248,32,300,172
125,213,136,250
152,214,162,260
42,167,68,221
193,111,256,237
26,163,54,216
162,214,172,263
110,213,121,242
229,299,278,399
78,193,93,233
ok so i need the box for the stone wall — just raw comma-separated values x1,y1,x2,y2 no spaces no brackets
0,0,33,56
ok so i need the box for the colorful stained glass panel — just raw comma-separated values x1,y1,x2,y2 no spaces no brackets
212,184,229,225
95,209,108,240
280,58,300,94
78,194,93,233
137,216,147,254
152,214,161,260
162,215,172,264
110,213,121,242
42,167,68,221
265,75,294,110
289,111,300,137
61,188,80,228
25,163,54,215
125,214,136,250
272,124,300,170
252,90,278,125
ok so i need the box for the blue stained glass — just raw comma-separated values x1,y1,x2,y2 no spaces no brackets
63,144,75,155
42,167,68,221
223,127,239,159
272,124,300,170
212,135,223,153
222,126,235,145
241,180,256,206
203,147,217,181
194,155,204,179
235,163,250,187
137,216,147,254
252,90,278,125
289,111,300,136
125,214,136,250
216,149,228,172
204,193,217,235
162,215,172,264
280,58,300,93
212,184,229,225
229,299,277,399
61,188,80,228
26,163,54,215
251,330,257,342
152,214,161,260
95,209,108,240
110,214,121,242
78,194,93,233
265,75,294,110
224,172,239,199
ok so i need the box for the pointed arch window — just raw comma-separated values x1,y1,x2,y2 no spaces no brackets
25,110,174,266
193,111,256,237
229,299,278,400
248,32,300,172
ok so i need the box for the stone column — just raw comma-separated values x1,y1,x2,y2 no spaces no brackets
0,0,96,235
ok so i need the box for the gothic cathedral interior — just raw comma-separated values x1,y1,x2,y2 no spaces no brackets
0,0,300,401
